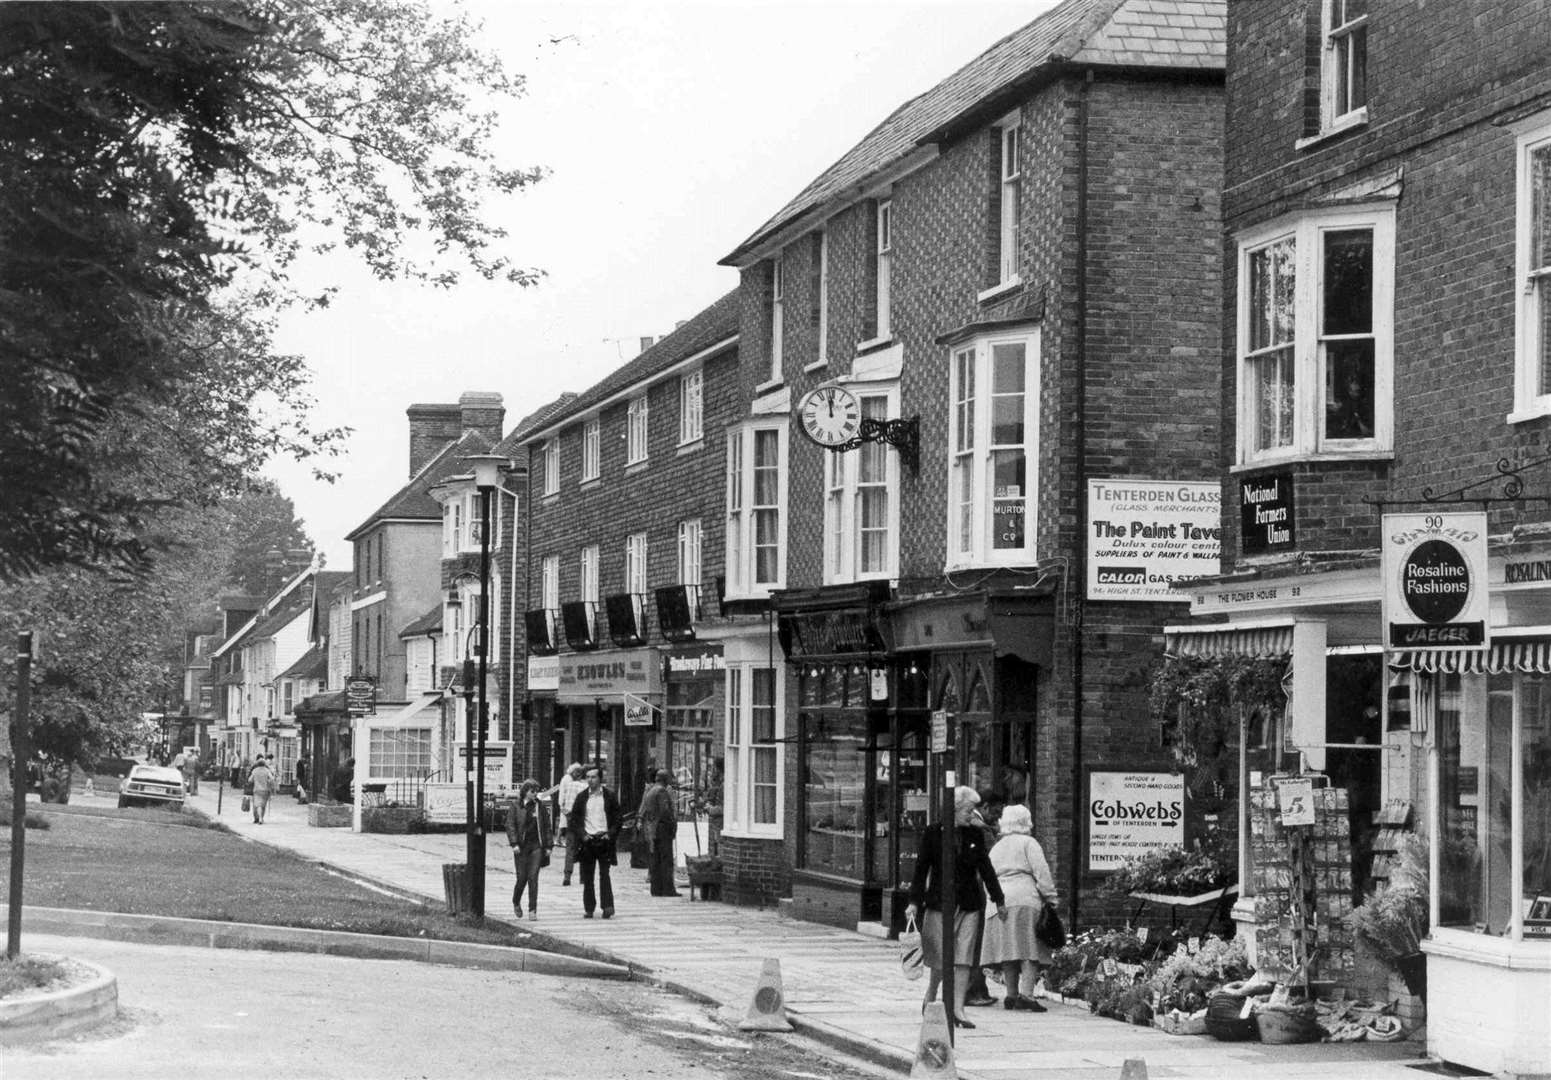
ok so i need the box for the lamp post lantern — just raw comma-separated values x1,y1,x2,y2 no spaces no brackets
464,454,504,918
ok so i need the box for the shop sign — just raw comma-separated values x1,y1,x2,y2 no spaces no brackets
527,654,559,692
1504,559,1551,585
1087,480,1221,600
455,742,510,790
345,675,376,716
559,648,662,697
1240,471,1295,555
623,693,658,727
1087,771,1185,872
931,710,949,753
1381,511,1489,650
666,650,724,676
783,608,878,656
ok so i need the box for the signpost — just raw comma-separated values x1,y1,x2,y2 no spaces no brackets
345,675,377,716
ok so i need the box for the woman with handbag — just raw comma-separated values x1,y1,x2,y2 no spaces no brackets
505,778,553,920
979,803,1059,1012
905,786,1007,1029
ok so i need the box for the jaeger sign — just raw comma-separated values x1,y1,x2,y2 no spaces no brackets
1381,511,1489,650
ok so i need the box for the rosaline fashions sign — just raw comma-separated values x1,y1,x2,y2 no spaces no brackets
1380,511,1489,650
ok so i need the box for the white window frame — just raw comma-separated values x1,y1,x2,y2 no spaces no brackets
542,438,559,496
722,663,783,839
769,253,785,384
627,394,649,465
1513,116,1551,420
679,369,703,445
945,329,1041,571
823,385,900,584
998,118,1021,286
1234,206,1395,465
1321,0,1368,131
677,518,702,588
625,532,648,596
724,420,788,600
580,545,600,604
541,554,560,613
443,498,462,557
581,417,600,482
875,200,893,340
813,230,829,368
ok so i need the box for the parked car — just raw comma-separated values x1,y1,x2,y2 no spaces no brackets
118,764,186,810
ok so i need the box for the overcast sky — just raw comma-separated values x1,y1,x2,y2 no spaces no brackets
265,0,1056,568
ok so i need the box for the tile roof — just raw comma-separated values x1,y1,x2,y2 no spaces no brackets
346,429,497,539
277,644,327,681
512,290,740,444
722,0,1224,265
399,603,442,639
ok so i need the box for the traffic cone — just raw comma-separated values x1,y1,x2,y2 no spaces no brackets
738,958,793,1031
910,1001,957,1080
1119,1059,1149,1080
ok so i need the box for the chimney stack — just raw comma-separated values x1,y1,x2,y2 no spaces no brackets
639,336,656,354
407,403,462,477
459,391,505,445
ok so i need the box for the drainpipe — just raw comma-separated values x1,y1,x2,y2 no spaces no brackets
1069,68,1093,930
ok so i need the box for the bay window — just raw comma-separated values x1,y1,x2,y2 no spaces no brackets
946,330,1039,569
1236,207,1393,463
1514,118,1551,418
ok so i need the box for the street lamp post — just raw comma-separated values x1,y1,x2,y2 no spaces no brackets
465,455,504,918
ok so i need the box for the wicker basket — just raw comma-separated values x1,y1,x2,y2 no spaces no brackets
1204,992,1260,1042
1255,1005,1324,1045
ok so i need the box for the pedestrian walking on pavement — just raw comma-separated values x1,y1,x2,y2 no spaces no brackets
248,756,277,823
180,748,200,795
637,769,681,897
556,763,587,886
568,765,621,919
505,779,553,919
980,804,1058,1012
906,786,1007,1030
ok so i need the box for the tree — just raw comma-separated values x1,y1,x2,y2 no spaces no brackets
0,1,543,578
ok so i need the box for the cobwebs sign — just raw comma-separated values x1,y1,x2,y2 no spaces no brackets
1381,511,1489,650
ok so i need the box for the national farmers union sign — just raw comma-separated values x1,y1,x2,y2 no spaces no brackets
1381,511,1489,650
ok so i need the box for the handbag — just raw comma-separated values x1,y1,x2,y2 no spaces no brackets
241,794,251,812
1035,902,1066,949
899,913,924,981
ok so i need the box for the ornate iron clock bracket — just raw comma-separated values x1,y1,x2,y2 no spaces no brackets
1362,451,1551,511
833,415,920,476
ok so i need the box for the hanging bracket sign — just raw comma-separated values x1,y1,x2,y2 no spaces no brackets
1381,511,1489,650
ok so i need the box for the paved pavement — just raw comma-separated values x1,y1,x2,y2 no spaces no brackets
84,787,1446,1078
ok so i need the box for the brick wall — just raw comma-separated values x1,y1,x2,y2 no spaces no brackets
718,835,790,906
1222,2,1551,566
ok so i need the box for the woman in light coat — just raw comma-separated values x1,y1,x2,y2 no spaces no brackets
248,757,277,824
978,804,1059,1011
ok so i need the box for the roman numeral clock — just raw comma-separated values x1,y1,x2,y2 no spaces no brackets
795,383,920,474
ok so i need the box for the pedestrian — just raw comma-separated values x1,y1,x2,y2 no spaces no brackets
295,758,309,803
905,786,1007,1030
979,803,1059,1012
637,768,681,897
249,755,277,823
555,763,587,886
567,765,621,919
505,778,553,920
330,757,355,803
181,748,200,795
962,793,1003,1007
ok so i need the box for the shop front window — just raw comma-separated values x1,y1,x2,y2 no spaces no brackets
802,711,868,878
1435,671,1550,938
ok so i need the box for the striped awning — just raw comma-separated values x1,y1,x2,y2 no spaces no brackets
1164,623,1293,660
1392,638,1551,675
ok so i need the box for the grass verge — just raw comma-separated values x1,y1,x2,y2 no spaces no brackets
0,803,524,949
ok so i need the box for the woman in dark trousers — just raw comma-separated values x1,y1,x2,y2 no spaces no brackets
905,786,1007,1029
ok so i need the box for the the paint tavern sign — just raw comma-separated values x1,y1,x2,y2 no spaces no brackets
558,648,661,699
1086,480,1221,601
1240,471,1296,555
1381,511,1489,650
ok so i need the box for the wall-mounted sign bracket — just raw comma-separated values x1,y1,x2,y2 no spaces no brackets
833,415,920,475
1363,451,1551,511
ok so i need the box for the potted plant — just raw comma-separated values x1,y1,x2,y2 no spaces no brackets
1103,831,1236,902
1347,833,1429,997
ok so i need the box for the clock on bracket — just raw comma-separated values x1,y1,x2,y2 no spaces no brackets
797,383,861,448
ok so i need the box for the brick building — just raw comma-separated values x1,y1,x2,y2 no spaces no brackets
515,294,741,853
718,0,1225,928
1171,3,1551,1074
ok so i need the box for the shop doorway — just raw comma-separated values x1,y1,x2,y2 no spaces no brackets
1326,652,1384,898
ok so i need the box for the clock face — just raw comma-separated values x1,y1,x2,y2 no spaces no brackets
798,385,861,447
